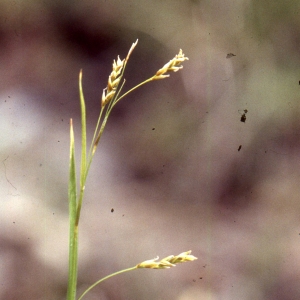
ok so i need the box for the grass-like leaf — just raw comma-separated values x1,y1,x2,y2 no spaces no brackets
67,119,78,300
76,70,87,225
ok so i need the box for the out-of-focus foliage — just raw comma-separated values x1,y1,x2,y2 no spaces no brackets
0,0,300,299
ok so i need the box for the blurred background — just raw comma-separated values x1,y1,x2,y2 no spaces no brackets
0,0,300,299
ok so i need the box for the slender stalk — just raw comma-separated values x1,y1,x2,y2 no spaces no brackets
113,78,153,107
67,225,79,300
77,267,137,300
87,106,105,164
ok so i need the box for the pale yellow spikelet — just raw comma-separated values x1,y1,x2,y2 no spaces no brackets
153,49,189,80
101,40,138,107
164,250,197,264
136,251,197,270
126,39,138,62
136,256,176,269
101,56,125,107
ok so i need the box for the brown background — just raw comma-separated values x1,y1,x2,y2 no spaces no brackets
0,0,300,299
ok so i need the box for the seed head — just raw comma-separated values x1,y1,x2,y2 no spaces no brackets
164,250,197,264
101,40,138,107
136,256,175,269
136,250,197,269
101,56,125,107
153,49,189,80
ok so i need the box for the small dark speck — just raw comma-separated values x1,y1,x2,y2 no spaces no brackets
111,208,114,213
299,80,300,85
152,128,155,130
199,277,203,279
193,279,196,282
8,96,10,98
226,53,236,59
122,214,124,217
238,145,242,151
241,114,246,123
239,109,248,122
58,140,60,142
13,222,15,224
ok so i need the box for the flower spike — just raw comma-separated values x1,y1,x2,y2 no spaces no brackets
153,49,189,80
136,250,197,270
101,56,125,107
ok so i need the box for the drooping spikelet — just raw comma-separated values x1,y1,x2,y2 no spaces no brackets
153,49,189,80
136,250,197,269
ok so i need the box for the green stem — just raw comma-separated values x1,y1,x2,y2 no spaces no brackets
87,103,107,165
77,266,137,300
67,119,78,300
67,225,79,300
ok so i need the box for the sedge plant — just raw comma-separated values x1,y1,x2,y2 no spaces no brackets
67,40,197,300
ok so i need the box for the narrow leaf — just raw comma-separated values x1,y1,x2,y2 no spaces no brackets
67,118,78,300
79,69,87,189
